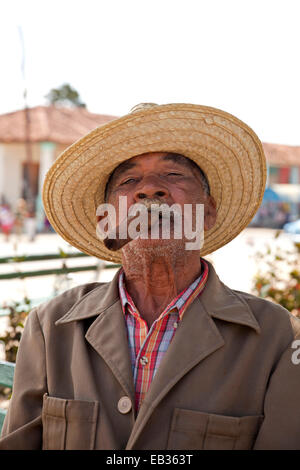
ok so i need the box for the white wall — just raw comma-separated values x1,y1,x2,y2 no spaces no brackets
39,142,56,195
0,145,5,203
0,144,23,206
0,143,41,208
0,142,64,209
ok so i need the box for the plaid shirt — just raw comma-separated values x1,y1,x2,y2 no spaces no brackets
118,259,209,412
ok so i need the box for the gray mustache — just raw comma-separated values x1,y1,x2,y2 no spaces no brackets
137,199,181,218
138,198,165,209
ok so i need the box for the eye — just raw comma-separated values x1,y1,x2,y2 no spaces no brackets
166,172,182,177
120,178,137,185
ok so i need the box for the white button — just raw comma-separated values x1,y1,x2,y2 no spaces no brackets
117,396,132,414
140,356,148,366
173,321,179,329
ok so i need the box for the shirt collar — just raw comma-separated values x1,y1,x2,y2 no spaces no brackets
55,260,260,334
118,259,209,321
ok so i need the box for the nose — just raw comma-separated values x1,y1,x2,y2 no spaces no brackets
134,175,170,201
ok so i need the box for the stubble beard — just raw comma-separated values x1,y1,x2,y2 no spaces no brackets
121,236,191,276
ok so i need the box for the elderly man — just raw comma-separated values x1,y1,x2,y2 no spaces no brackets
1,103,300,450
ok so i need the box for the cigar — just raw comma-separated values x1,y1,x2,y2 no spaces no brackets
103,199,163,251
103,222,133,251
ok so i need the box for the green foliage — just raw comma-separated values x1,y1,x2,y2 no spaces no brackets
45,83,86,108
252,234,300,317
0,298,31,363
0,298,31,399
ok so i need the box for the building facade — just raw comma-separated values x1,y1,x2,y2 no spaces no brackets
0,106,116,228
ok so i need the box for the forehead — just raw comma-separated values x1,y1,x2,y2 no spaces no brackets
112,152,195,176
127,152,171,165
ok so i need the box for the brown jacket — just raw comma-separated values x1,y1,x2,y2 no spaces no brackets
1,261,300,450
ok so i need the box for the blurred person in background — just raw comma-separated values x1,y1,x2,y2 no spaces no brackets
13,198,27,239
24,200,37,242
0,203,15,242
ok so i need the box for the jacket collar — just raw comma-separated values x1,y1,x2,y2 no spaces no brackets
200,260,261,334
55,269,121,325
55,260,260,334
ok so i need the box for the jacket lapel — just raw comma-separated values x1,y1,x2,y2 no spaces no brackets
126,294,224,449
55,269,135,401
84,299,135,400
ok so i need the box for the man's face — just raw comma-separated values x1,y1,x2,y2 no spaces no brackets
106,152,216,233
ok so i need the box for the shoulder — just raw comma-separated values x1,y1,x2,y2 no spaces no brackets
232,288,300,340
28,281,110,326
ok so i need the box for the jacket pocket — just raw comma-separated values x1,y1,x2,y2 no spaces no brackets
167,408,264,450
42,393,99,450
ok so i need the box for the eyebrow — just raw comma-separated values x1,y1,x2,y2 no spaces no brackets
104,161,137,200
115,154,188,176
113,160,137,175
164,153,211,194
109,161,137,184
162,153,194,168
111,154,189,186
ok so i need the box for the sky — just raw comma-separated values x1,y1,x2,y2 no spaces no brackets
0,0,300,145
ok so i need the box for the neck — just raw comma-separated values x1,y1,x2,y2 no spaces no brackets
121,241,202,327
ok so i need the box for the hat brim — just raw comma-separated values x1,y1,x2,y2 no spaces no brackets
42,103,267,263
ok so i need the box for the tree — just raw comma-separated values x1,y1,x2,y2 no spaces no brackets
45,83,86,108
252,232,300,317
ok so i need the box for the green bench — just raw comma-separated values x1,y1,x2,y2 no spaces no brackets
0,360,15,433
0,251,120,280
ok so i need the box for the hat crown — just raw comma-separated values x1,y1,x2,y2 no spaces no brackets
130,103,158,114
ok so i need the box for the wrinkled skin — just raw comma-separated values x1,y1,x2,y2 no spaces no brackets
107,152,217,327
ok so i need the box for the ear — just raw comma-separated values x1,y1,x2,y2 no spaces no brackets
204,196,217,231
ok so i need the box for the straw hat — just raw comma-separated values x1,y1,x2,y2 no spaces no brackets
42,103,267,263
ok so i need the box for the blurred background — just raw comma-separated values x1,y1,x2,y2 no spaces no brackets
0,0,300,362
